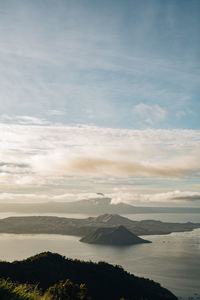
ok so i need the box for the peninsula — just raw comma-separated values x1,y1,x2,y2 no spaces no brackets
0,214,199,239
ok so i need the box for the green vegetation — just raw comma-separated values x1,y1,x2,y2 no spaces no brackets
0,279,91,300
45,279,91,300
0,252,178,300
0,279,41,300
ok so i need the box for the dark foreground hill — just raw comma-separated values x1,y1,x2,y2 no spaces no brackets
0,252,177,300
80,225,151,245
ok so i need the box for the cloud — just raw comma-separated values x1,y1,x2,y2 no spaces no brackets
15,116,48,125
133,103,166,125
46,110,65,116
0,122,199,195
0,190,199,205
110,190,200,204
0,1,199,130
0,192,104,203
40,155,198,178
0,115,48,125
176,109,193,118
0,162,30,175
143,191,200,203
173,195,200,201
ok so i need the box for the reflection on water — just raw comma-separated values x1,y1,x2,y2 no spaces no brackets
0,229,199,299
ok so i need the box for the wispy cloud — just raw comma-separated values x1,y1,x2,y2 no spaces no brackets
176,109,193,119
0,123,199,188
1,190,200,205
35,155,198,178
46,110,65,116
0,1,199,129
133,103,166,125
110,190,200,204
0,1,199,204
0,115,48,125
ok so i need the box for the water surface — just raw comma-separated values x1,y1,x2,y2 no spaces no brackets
0,229,199,300
0,212,199,300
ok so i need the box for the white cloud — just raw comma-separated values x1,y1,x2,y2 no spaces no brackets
15,116,48,125
0,1,198,129
0,190,199,205
0,123,199,182
31,153,199,178
176,109,193,118
110,190,200,204
0,114,13,121
0,115,48,125
0,121,199,205
46,110,65,116
133,103,166,125
0,192,104,203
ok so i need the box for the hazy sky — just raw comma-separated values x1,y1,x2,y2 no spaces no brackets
0,0,200,206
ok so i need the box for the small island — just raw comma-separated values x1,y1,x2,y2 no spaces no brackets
80,225,151,245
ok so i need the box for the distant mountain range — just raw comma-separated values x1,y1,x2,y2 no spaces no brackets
0,213,199,238
0,197,200,214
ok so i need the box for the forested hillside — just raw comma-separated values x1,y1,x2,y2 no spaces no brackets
0,252,178,300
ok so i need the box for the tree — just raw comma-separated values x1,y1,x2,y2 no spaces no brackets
44,279,91,300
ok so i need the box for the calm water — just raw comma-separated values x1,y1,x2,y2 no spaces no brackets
0,212,199,300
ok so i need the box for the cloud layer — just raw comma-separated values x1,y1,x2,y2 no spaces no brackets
0,121,199,206
0,190,200,206
32,154,200,178
110,190,200,205
0,1,199,205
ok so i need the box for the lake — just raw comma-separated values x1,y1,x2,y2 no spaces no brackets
0,212,199,300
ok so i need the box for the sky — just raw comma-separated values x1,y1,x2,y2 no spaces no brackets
0,0,200,206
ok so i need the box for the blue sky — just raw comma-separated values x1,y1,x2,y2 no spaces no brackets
0,0,200,205
0,0,199,129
